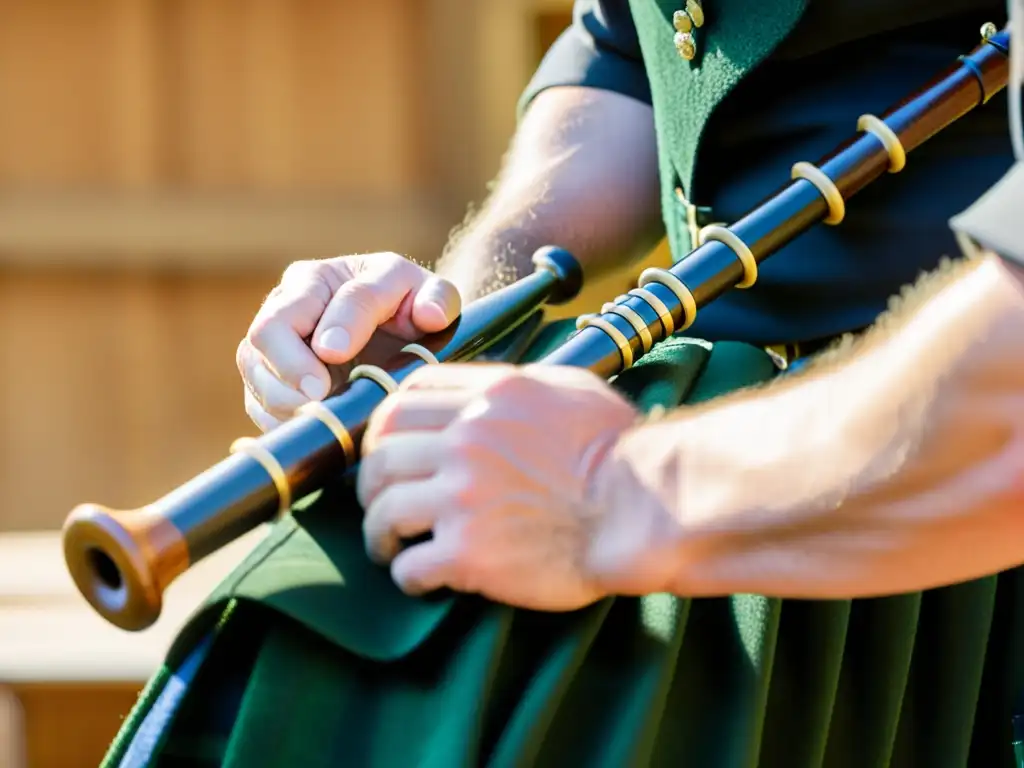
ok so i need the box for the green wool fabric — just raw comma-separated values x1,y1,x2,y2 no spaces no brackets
101,325,1024,767
627,0,808,256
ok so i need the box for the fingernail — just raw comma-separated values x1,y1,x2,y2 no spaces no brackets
300,375,328,400
319,327,350,354
421,301,449,326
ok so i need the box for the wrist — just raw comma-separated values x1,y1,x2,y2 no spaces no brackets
583,420,696,597
584,376,856,599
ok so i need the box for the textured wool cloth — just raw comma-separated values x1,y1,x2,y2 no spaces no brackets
101,321,1024,767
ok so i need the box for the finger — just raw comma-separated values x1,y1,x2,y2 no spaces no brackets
311,256,461,365
374,273,461,340
358,432,447,507
400,362,517,392
248,284,333,400
362,389,471,452
245,388,283,433
390,534,463,597
249,318,331,401
239,341,309,420
362,479,444,565
396,274,462,337
249,360,309,420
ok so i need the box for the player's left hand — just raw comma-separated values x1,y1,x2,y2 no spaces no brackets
357,362,642,610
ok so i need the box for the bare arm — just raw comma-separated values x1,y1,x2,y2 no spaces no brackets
436,86,663,302
238,84,661,430
598,254,1024,599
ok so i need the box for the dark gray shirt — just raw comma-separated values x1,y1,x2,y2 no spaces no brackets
522,1,1016,345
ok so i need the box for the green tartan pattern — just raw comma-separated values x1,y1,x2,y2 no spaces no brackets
99,325,1024,767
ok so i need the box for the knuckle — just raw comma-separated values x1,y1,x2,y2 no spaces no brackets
341,279,384,316
280,259,319,284
279,260,335,305
247,315,277,351
302,276,335,308
324,253,359,271
264,284,287,304
377,251,406,270
445,468,477,508
377,252,425,284
485,369,534,400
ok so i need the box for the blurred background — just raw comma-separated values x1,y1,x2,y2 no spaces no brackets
0,1,669,766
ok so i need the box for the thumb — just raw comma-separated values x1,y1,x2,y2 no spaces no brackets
407,274,462,335
312,254,461,364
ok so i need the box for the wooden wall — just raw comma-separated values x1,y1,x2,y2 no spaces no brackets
0,0,667,535
0,0,585,533
0,0,428,196
0,269,271,529
0,3,581,766
0,3,681,766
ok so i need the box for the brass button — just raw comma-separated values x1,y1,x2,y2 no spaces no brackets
674,32,696,61
672,10,693,34
686,0,705,28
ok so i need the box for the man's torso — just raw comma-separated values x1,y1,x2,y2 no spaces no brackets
626,0,1013,344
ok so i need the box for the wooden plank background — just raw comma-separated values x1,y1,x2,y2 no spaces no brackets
0,0,666,534
0,0,435,533
0,2,682,765
0,0,426,193
0,2,651,766
0,0,552,533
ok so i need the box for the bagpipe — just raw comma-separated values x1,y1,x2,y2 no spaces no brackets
63,25,1012,633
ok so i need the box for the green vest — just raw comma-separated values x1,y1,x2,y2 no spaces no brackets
627,0,808,255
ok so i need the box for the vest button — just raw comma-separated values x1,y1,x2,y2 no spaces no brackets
672,10,693,34
686,0,705,28
674,31,696,60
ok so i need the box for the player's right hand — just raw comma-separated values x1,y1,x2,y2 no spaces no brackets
236,252,461,432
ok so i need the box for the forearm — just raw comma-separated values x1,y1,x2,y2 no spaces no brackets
602,255,1024,599
435,87,663,302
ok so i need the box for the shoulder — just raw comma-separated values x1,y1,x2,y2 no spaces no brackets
518,0,650,118
951,162,1024,268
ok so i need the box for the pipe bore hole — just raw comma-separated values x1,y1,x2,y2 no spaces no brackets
87,548,123,591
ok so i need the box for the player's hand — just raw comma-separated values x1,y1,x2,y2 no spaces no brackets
358,363,641,611
237,253,461,431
